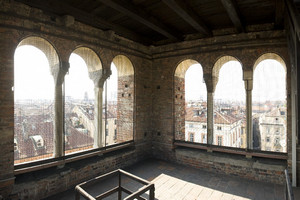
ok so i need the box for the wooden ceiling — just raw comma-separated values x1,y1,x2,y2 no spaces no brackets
15,0,286,46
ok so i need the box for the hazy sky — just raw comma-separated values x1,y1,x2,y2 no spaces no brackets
65,53,94,100
185,60,286,102
252,59,286,102
15,45,118,101
15,46,286,103
214,61,245,102
14,45,54,100
185,64,207,101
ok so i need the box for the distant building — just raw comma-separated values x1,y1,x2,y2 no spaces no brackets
255,107,286,152
185,104,245,148
71,103,118,146
185,106,207,143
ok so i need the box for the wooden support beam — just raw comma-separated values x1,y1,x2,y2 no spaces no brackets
275,0,285,29
107,13,126,23
286,0,300,41
15,0,152,44
220,0,244,32
91,5,107,15
162,0,211,36
97,0,179,40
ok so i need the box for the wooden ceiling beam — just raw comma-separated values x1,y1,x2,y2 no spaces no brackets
91,5,107,15
220,0,244,32
107,13,126,23
275,0,285,29
15,0,152,44
97,0,179,40
162,0,211,36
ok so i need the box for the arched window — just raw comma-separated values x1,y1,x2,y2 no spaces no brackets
103,55,134,146
174,59,207,143
252,54,286,152
14,37,58,164
213,58,245,148
64,49,96,154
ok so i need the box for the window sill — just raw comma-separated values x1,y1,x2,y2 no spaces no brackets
174,140,287,160
14,141,134,175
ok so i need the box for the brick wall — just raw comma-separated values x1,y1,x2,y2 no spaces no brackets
175,148,286,184
174,76,185,141
0,22,18,198
117,75,134,142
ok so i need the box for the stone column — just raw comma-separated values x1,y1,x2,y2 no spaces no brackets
89,69,111,148
93,87,104,148
207,92,214,145
51,62,69,158
243,70,253,150
204,74,217,145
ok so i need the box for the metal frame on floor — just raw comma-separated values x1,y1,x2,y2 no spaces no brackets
75,169,155,200
285,169,294,200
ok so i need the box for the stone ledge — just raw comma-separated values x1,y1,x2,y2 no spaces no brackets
174,147,286,184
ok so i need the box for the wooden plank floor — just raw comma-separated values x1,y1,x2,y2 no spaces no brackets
45,158,285,200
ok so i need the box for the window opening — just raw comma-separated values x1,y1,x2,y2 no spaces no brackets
64,53,95,154
184,63,207,144
217,136,222,146
252,59,286,152
103,56,134,146
214,61,245,148
14,45,55,164
189,133,194,142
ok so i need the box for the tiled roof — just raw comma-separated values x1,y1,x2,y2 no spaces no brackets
185,107,242,125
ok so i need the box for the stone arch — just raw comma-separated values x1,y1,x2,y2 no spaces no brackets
253,53,286,72
112,55,134,77
17,36,59,69
72,47,102,72
212,56,241,89
108,55,134,144
174,59,199,78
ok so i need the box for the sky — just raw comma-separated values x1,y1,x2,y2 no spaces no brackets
252,59,286,102
15,45,118,101
14,45,54,100
15,45,286,103
185,64,207,101
65,53,95,100
185,60,286,102
214,61,245,102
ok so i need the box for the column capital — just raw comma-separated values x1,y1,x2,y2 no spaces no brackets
243,70,253,91
204,74,217,93
89,68,111,88
51,61,69,86
243,70,253,80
